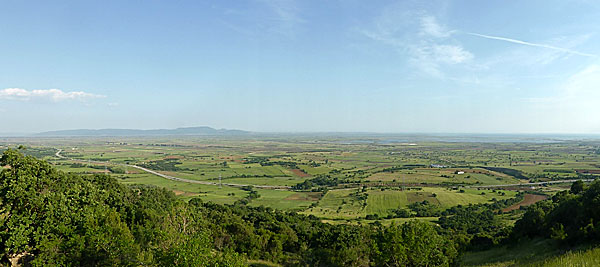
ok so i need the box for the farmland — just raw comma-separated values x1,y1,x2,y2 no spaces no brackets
3,134,599,224
3,134,600,266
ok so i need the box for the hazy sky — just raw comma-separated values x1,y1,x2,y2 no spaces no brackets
1,0,599,133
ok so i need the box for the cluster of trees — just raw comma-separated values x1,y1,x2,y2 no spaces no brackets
542,169,574,174
408,200,440,217
234,186,261,205
241,156,271,164
69,162,87,168
307,161,321,167
291,175,349,191
480,167,528,180
440,180,600,254
438,205,507,250
434,192,528,249
381,166,410,173
211,201,465,265
199,202,459,266
366,208,413,220
242,157,300,169
511,180,600,245
0,149,460,266
380,164,427,174
485,192,524,209
0,149,245,266
138,158,187,172
68,162,127,174
108,166,128,174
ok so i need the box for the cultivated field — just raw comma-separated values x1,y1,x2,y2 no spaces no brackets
3,135,599,224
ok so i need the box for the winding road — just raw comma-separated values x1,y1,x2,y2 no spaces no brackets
55,149,291,189
55,148,590,191
468,179,595,189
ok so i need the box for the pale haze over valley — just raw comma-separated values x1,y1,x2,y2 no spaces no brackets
1,0,599,134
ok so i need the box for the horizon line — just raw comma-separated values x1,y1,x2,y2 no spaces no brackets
1,126,599,137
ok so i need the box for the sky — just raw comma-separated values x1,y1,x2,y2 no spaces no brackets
1,0,599,134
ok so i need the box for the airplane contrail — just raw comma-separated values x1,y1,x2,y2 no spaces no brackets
467,32,597,58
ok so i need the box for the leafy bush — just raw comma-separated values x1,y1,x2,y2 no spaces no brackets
0,149,460,266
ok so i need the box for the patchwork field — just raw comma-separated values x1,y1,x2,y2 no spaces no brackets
303,187,518,219
4,135,599,225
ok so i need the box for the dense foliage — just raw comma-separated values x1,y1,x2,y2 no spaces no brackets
0,150,459,266
511,180,600,245
0,149,244,266
291,175,350,190
481,167,528,180
138,158,187,171
435,193,524,250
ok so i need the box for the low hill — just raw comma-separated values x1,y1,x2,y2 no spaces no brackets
36,126,249,136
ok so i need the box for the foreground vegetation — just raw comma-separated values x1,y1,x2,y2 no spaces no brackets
463,238,600,266
9,136,598,224
0,150,459,266
530,247,600,267
463,180,600,266
2,135,600,266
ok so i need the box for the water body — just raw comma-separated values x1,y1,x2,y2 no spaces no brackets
324,133,600,144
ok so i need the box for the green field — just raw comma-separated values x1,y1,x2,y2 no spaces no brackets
528,247,600,267
4,135,600,266
249,189,317,210
463,238,600,267
6,136,600,226
303,187,517,219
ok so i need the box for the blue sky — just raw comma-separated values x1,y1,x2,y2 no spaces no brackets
1,0,599,133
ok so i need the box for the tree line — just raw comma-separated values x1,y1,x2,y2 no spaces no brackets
5,148,593,266
0,149,459,266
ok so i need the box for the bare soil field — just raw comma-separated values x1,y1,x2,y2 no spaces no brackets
503,194,548,212
173,190,200,197
290,168,310,177
285,192,322,201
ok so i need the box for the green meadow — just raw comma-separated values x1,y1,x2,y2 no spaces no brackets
9,136,600,226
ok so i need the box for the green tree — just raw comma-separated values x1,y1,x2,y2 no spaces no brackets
375,221,458,267
571,180,586,194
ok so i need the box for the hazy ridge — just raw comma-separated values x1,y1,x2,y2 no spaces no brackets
35,126,250,136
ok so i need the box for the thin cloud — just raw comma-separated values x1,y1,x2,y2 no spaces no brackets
361,10,473,79
257,0,304,37
467,32,598,58
432,45,473,64
262,0,303,23
420,16,455,38
0,88,105,102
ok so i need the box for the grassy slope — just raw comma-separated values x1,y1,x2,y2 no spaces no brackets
463,238,600,267
249,189,315,210
366,188,516,214
463,239,558,266
304,187,517,219
302,188,365,219
365,190,408,215
527,247,600,267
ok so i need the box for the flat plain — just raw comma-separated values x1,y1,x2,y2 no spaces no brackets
3,135,599,223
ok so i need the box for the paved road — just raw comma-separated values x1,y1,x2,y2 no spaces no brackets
55,148,291,189
468,179,595,189
55,148,591,191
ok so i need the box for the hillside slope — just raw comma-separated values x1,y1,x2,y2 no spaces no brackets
36,126,249,136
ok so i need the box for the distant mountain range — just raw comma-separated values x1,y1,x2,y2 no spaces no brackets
36,126,250,136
